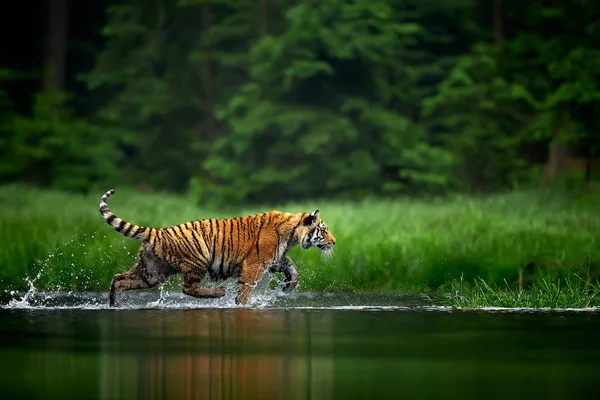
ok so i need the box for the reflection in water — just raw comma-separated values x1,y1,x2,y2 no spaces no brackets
98,310,333,400
2,305,600,400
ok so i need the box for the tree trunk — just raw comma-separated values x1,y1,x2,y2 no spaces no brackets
586,104,598,185
258,0,269,36
202,3,216,142
540,127,593,186
44,0,68,92
493,0,504,50
541,130,569,185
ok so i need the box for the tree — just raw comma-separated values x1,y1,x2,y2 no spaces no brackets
84,0,263,192
194,0,473,204
78,0,599,202
44,0,68,93
423,0,600,191
0,0,110,192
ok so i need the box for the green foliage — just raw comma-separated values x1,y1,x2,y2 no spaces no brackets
196,0,467,204
442,274,600,309
81,2,200,191
1,186,598,299
3,0,600,202
0,91,114,192
424,0,600,192
78,0,483,204
423,44,531,192
0,68,15,109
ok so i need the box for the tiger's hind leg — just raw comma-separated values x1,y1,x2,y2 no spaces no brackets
182,268,226,299
269,256,299,293
109,264,151,307
109,246,176,307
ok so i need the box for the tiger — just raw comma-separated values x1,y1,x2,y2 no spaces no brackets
98,189,336,307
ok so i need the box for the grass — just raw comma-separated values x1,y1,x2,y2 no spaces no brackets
0,184,599,308
439,273,600,309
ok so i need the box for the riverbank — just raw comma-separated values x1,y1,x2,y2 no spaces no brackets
1,185,598,304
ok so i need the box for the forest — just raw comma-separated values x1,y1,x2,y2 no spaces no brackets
2,0,598,205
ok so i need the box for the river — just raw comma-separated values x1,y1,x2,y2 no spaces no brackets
1,292,599,399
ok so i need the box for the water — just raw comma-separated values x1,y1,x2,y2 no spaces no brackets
1,291,600,400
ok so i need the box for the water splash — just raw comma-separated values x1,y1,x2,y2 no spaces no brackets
1,268,289,310
7,270,42,308
147,284,167,307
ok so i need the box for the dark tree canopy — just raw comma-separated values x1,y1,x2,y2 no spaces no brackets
1,0,598,204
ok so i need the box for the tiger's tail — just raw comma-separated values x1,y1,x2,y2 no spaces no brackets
99,189,155,241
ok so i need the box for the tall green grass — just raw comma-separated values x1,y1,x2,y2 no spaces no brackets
0,184,599,297
439,273,600,309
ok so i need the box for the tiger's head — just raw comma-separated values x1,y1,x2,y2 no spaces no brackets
299,210,336,256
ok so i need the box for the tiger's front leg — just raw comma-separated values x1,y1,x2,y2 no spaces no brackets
269,256,299,293
236,258,269,306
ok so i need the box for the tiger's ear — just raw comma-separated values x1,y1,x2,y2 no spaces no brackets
303,209,320,226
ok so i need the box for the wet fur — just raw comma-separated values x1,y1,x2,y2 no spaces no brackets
99,189,336,306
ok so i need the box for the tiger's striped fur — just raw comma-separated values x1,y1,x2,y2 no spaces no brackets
99,189,336,306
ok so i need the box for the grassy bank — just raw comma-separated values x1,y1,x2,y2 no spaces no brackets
438,274,600,309
0,184,599,300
